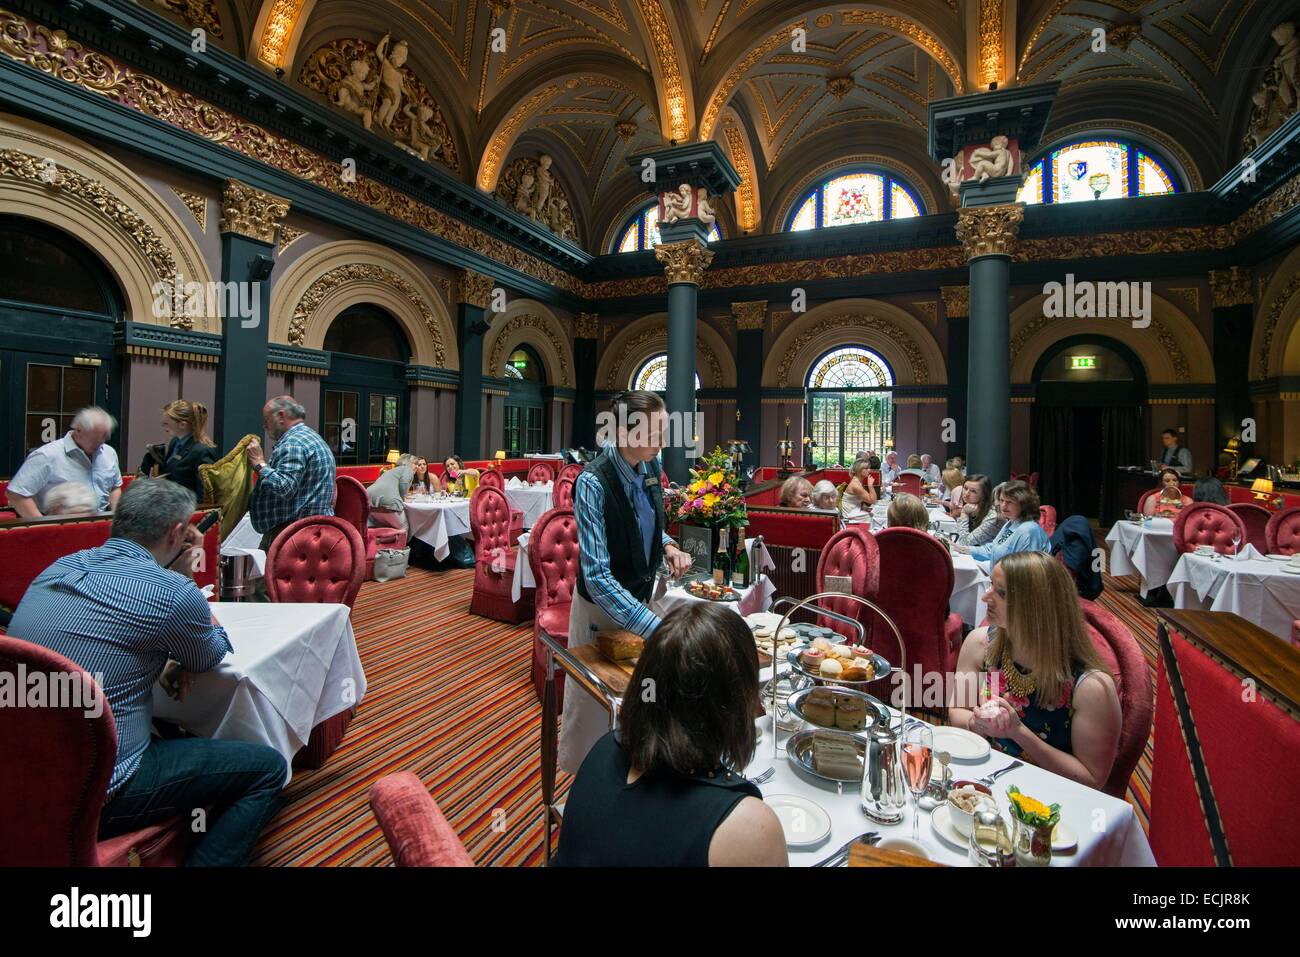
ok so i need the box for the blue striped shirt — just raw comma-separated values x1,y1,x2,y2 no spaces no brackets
574,448,675,638
249,422,336,534
9,538,232,797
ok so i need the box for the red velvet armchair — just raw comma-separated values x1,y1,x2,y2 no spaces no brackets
1226,502,1270,553
891,473,923,496
553,476,575,509
559,463,583,484
474,470,524,544
266,515,366,608
369,772,474,866
527,462,555,484
528,507,579,707
1079,600,1154,799
813,527,880,640
1266,506,1300,555
469,486,534,624
869,527,963,711
334,475,408,581
1172,503,1247,555
0,635,193,865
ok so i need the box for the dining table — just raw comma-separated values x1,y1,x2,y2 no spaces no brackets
949,552,991,626
868,500,960,536
1167,545,1300,643
152,601,366,783
220,512,267,577
404,495,472,560
1105,517,1177,598
504,481,553,529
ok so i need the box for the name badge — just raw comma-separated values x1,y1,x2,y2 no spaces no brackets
644,476,658,488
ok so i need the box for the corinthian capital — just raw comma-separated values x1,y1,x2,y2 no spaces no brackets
458,269,494,308
955,204,1024,260
1209,267,1253,308
575,312,600,338
219,180,290,244
731,300,767,330
654,238,714,285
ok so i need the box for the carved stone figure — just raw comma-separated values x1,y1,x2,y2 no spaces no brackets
660,183,693,224
695,188,716,227
1244,22,1300,153
332,58,375,130
513,172,535,216
374,34,409,129
400,101,445,162
531,154,554,219
495,155,577,242
968,135,1013,183
1274,21,1300,108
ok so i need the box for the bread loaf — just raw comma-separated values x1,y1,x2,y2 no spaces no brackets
596,630,644,663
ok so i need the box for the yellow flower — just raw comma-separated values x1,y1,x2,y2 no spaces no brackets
689,481,704,493
1010,792,1051,819
703,493,719,508
708,471,724,485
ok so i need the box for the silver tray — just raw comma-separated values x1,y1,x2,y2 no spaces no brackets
786,685,886,733
786,729,869,783
785,644,892,687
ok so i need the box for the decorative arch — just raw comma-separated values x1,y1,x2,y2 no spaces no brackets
0,113,214,328
251,0,320,72
762,299,947,388
597,313,736,390
1009,293,1214,385
482,299,575,388
772,154,939,231
1254,245,1300,379
1031,121,1203,192
269,240,455,368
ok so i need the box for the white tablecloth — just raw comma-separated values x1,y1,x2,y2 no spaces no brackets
152,602,366,783
868,501,960,536
1105,518,1176,597
220,513,266,576
1168,550,1300,643
505,483,553,529
950,553,991,626
513,531,535,602
745,699,1154,867
405,498,472,560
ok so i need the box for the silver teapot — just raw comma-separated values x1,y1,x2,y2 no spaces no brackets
860,723,906,824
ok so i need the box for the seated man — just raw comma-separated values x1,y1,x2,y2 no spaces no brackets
9,479,286,866
7,406,122,518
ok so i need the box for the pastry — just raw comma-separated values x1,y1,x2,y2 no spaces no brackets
834,695,868,731
811,637,833,653
802,687,837,727
811,730,862,778
841,666,869,682
753,626,773,640
801,649,826,670
596,630,644,663
831,644,853,659
778,628,797,642
819,658,843,678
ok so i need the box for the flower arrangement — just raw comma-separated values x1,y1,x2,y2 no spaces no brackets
1006,785,1060,827
664,446,748,529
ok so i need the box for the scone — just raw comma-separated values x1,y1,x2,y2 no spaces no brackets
835,695,868,731
802,687,836,727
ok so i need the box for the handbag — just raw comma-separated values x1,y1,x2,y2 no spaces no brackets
373,547,410,582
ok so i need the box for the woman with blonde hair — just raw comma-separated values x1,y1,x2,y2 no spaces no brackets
885,492,929,531
947,551,1121,790
778,475,813,509
905,453,922,470
138,399,217,498
939,466,963,503
839,459,877,522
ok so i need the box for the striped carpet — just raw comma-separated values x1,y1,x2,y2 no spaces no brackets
251,559,1162,866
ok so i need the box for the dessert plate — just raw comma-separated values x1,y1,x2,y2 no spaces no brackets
763,794,831,848
931,804,1077,852
930,726,991,762
785,729,868,783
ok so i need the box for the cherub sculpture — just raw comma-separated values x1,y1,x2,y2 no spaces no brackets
513,172,536,217
332,58,375,130
968,135,1013,183
374,34,409,129
530,154,554,220
401,101,445,162
660,183,693,223
695,187,716,227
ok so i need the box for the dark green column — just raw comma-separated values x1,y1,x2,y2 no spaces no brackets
942,286,969,461
655,236,713,484
455,302,486,460
1209,268,1254,463
215,181,287,448
573,313,598,449
733,301,766,473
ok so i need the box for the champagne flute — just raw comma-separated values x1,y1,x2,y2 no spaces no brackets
901,724,934,841
1231,529,1242,559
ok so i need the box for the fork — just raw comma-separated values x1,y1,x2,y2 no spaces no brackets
747,767,775,786
978,760,1023,788
812,832,880,867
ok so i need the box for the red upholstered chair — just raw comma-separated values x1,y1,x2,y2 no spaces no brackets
891,473,923,496
266,516,366,608
1136,488,1161,514
1226,502,1269,553
559,463,583,484
1172,503,1247,555
469,486,534,623
1079,600,1154,799
553,476,575,509
473,470,524,544
1028,471,1040,489
334,475,408,581
869,527,963,710
813,527,880,641
1038,505,1057,538
528,507,579,707
369,772,474,867
527,462,555,484
0,636,192,865
477,469,503,491
1266,506,1300,555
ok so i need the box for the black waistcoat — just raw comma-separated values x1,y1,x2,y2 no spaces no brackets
576,449,664,605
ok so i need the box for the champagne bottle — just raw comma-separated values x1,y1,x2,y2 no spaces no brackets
731,528,750,588
712,527,730,585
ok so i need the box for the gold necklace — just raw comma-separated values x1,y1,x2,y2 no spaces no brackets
1000,646,1036,698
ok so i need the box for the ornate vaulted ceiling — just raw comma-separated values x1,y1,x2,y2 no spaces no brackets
139,0,1288,251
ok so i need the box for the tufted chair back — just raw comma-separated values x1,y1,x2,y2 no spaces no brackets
1038,504,1057,538
559,463,583,484
554,476,575,509
477,469,504,492
1137,488,1161,514
1172,503,1247,555
470,486,513,559
527,462,555,484
1079,600,1154,799
267,516,366,608
333,475,369,537
813,526,880,640
1266,506,1300,555
891,473,923,496
1227,503,1270,552
530,507,579,613
1028,471,1040,489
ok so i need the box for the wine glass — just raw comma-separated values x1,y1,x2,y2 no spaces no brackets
901,724,934,841
1231,529,1242,559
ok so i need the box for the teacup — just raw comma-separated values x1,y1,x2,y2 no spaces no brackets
877,837,930,860
1194,545,1215,557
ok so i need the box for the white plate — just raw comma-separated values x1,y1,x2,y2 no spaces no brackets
932,804,1077,853
930,726,991,762
763,794,831,848
1266,554,1292,561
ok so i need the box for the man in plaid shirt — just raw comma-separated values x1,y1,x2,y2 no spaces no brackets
246,395,336,551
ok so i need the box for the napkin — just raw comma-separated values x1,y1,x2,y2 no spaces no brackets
747,537,776,573
1233,543,1264,561
506,476,524,489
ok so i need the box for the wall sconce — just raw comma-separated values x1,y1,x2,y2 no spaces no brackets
494,450,506,468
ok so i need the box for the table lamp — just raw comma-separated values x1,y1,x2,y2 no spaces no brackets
384,449,400,471
493,450,506,468
1252,477,1273,502
1222,436,1240,476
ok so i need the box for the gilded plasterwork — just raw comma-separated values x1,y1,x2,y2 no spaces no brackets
278,223,306,254
459,269,495,309
654,238,714,285
487,313,573,387
955,204,1024,259
633,0,689,140
603,326,725,389
775,313,930,385
147,0,223,39
170,186,207,232
495,153,578,242
256,0,305,69
219,180,291,244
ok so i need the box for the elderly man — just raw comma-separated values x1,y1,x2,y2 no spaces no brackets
7,406,122,518
9,479,286,866
246,395,336,551
920,453,942,485
880,450,901,485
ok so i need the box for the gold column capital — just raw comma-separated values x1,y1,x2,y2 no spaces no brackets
654,238,714,286
731,300,767,330
458,268,494,308
955,203,1023,260
940,285,970,318
1209,267,1253,308
575,312,600,338
218,180,290,244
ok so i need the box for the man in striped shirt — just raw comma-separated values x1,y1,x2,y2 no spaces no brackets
9,479,286,866
246,395,336,550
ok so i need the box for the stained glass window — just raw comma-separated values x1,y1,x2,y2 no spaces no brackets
805,347,894,467
807,347,894,389
614,203,722,253
632,354,701,391
786,171,924,231
1018,140,1179,204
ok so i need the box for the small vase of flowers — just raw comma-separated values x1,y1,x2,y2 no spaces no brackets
1006,785,1059,867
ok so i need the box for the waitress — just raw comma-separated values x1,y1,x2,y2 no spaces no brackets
559,390,693,774
137,399,217,499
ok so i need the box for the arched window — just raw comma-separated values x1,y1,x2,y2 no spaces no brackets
323,304,412,362
1017,139,1179,204
631,353,701,391
804,346,894,467
0,216,123,315
502,345,544,382
787,170,923,231
614,203,722,253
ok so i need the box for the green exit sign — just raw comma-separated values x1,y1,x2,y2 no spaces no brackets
1071,355,1097,370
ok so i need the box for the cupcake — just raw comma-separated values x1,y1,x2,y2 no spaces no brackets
820,658,844,678
801,648,827,671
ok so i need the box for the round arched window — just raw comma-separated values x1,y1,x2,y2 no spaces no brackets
1017,139,1179,204
787,171,923,231
503,345,544,382
804,346,895,468
631,353,701,391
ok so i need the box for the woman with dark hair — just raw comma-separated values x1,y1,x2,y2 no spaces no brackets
1143,468,1191,517
554,602,787,866
954,479,1050,572
559,390,694,774
1192,476,1229,506
946,473,1003,546
406,456,440,496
